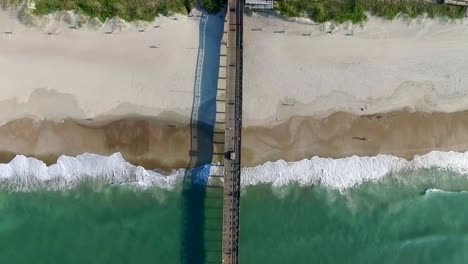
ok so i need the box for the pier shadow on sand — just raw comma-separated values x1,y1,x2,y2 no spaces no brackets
180,9,226,264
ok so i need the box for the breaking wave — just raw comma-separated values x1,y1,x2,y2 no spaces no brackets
0,153,185,191
2,151,468,191
241,151,468,191
424,188,468,195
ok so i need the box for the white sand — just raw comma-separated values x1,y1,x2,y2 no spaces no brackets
244,14,468,126
0,8,202,125
2,8,468,128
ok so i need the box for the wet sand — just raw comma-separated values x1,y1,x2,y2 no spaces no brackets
0,118,191,171
243,111,468,167
2,111,468,170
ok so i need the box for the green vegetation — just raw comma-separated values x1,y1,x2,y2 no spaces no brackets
0,0,23,8
199,0,226,13
276,0,467,23
4,0,464,23
32,0,196,21
1,0,226,22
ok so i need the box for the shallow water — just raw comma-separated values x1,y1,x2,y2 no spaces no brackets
241,170,468,263
1,169,468,263
0,185,183,263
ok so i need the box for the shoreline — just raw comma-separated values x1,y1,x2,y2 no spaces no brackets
0,117,191,171
2,110,468,170
243,111,468,166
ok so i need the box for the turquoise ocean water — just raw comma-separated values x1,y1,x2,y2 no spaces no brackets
1,168,468,263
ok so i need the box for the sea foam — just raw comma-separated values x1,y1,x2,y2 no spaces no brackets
2,151,468,191
424,188,468,195
241,151,468,191
0,153,185,191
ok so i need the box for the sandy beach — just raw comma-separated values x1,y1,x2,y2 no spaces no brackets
244,14,468,126
0,8,200,125
2,7,468,170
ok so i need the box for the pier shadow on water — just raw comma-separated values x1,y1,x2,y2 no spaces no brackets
181,9,226,264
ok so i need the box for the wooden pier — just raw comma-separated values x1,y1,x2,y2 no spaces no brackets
221,0,243,262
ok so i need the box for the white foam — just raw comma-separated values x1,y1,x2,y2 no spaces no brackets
0,153,185,191
241,151,468,191
424,188,468,195
2,151,468,191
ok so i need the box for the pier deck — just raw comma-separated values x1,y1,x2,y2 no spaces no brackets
221,0,243,262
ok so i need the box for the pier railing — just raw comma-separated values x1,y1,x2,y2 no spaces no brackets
222,0,243,262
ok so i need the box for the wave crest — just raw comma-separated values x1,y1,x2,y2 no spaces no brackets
0,153,184,191
241,151,468,191
424,188,468,195
2,151,468,191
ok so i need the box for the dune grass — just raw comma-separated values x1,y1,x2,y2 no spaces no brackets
31,0,197,21
199,0,226,13
27,0,227,21
3,0,464,23
276,0,467,23
0,0,23,8
0,0,223,22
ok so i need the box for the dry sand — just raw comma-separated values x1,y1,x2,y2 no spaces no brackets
244,14,468,126
0,8,201,125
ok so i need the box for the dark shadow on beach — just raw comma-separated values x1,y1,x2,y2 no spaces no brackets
180,9,226,264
